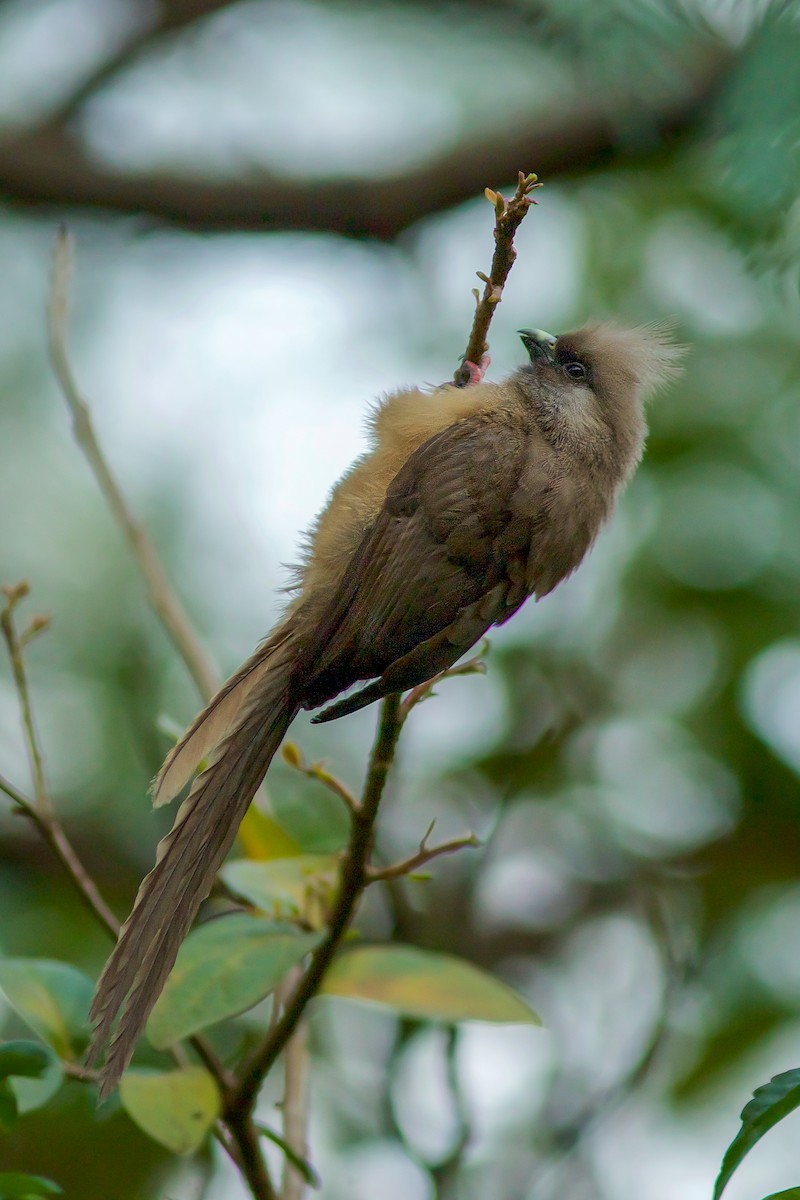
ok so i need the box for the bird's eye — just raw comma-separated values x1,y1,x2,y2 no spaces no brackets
564,361,586,380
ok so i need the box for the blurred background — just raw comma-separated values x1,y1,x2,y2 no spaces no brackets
1,1,800,1197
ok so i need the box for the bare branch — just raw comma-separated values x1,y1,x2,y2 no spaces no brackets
454,172,541,385
281,743,358,814
280,1004,311,1200
401,638,489,715
232,692,405,1115
367,824,480,883
47,229,219,702
1,582,50,815
0,53,729,237
50,1,243,127
1,585,120,935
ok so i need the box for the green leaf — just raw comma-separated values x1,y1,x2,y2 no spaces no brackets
760,1191,800,1199
321,945,541,1026
146,915,322,1047
270,784,349,854
11,1050,63,1117
0,1042,62,1119
0,1081,17,1133
0,961,93,1060
0,1174,62,1199
0,1042,52,1082
119,1067,220,1155
221,856,338,922
714,1069,800,1200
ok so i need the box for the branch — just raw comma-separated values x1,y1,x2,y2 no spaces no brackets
280,1000,311,1200
47,228,218,702
1,583,120,936
0,586,249,1184
454,172,541,385
0,53,729,236
47,1,243,127
46,230,278,1198
0,582,50,815
401,638,488,715
231,692,405,1115
367,821,480,883
281,742,358,814
430,1028,471,1190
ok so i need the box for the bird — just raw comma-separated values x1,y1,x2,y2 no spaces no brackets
87,321,683,1096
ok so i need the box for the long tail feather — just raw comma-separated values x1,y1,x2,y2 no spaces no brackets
152,621,295,807
88,648,299,1099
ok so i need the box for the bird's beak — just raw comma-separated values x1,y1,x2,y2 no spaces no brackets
519,328,557,363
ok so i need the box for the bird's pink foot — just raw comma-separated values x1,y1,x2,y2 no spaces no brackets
461,353,491,386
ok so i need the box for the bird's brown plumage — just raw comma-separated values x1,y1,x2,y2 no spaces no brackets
88,322,683,1097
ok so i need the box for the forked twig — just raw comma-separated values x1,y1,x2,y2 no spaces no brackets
454,171,541,385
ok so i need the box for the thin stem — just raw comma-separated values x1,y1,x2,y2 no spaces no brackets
226,1109,279,1200
1,598,242,1177
454,171,541,386
1,585,50,815
232,693,404,1115
280,1014,311,1200
367,830,479,883
47,229,218,702
45,234,275,1195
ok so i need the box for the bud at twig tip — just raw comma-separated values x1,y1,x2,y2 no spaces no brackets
281,742,303,768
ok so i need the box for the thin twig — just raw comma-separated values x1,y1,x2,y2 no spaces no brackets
62,1061,102,1084
1,582,51,815
280,1010,311,1200
47,230,218,702
45,235,276,1197
281,743,358,814
0,590,246,1178
401,639,489,716
1,585,119,935
430,1027,471,1191
231,693,405,1115
454,172,541,386
367,825,480,883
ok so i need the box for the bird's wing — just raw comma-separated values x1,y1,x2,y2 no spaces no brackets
298,413,533,711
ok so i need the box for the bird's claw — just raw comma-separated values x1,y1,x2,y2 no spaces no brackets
460,353,491,386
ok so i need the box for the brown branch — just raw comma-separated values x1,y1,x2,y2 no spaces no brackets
281,743,358,814
0,587,252,1186
367,822,480,883
47,228,219,702
1,583,120,936
454,172,541,384
48,1,243,127
0,52,729,236
401,638,488,715
231,692,405,1116
45,230,278,1198
1,582,50,815
280,1004,311,1200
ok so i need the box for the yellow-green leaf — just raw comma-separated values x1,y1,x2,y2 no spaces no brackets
119,1067,219,1155
321,945,541,1026
0,961,93,1060
147,914,322,1048
237,803,301,860
221,856,338,923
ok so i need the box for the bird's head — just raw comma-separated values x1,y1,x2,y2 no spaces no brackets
516,321,685,471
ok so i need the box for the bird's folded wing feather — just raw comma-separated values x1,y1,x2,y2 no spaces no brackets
300,414,533,706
